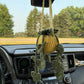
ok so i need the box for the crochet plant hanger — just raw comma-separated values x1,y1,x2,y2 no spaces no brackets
31,0,64,83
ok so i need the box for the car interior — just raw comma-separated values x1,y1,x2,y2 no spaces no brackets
0,0,84,84
0,44,84,84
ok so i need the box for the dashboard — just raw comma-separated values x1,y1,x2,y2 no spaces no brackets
0,44,84,84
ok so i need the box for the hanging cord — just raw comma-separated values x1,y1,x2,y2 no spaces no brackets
49,0,54,35
41,0,54,35
41,0,45,30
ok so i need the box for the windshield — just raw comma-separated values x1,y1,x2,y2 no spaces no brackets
0,0,84,45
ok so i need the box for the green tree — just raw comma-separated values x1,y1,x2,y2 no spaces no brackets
26,8,50,37
0,4,14,37
26,7,40,37
43,13,50,29
26,10,34,37
53,6,84,37
54,9,72,37
67,6,84,37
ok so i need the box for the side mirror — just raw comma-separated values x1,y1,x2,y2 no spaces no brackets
31,0,55,7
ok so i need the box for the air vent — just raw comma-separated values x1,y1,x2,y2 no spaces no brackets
16,58,30,74
62,54,76,73
14,57,33,79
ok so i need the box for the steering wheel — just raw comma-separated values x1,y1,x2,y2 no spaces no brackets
0,47,17,84
0,62,5,84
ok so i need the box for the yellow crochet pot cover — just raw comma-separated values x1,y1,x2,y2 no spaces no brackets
38,35,58,53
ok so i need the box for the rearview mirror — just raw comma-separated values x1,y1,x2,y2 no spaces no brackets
31,0,55,7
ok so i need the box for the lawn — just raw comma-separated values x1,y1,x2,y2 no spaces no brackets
0,38,84,45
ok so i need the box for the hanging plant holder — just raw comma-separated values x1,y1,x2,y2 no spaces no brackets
31,0,64,82
37,29,59,53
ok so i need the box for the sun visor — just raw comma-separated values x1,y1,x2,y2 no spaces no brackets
31,0,55,7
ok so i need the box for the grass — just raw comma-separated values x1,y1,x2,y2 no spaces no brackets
0,38,84,45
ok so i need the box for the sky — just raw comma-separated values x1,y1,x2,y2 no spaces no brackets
0,0,84,33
